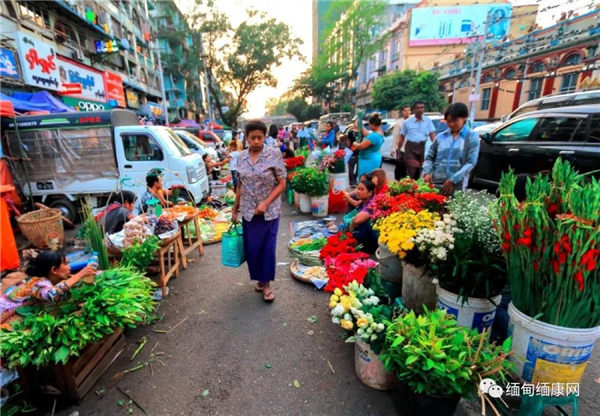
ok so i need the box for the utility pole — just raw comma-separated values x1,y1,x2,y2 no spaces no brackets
199,37,214,128
517,57,529,107
469,13,491,123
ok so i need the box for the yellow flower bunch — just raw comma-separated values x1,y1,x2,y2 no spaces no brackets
374,210,440,258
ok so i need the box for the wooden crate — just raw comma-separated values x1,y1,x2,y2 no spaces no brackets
18,328,126,404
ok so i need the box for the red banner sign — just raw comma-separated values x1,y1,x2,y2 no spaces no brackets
103,71,126,108
59,83,83,95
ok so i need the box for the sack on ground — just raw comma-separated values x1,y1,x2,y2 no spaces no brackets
221,224,245,267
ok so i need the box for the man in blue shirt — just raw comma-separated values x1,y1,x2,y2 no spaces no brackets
423,103,480,196
400,100,436,179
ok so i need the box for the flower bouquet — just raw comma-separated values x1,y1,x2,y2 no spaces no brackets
428,191,506,302
284,155,305,171
329,281,381,332
290,167,311,195
497,159,600,328
318,149,346,174
368,193,447,222
388,177,436,196
319,232,358,263
323,252,378,292
303,167,329,197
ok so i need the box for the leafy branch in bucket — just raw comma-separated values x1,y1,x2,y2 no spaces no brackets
0,267,155,368
121,236,160,273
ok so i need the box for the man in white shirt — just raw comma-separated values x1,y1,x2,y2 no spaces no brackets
400,100,436,179
390,105,412,180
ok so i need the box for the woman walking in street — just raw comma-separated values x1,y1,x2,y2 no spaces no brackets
422,103,480,196
232,120,286,302
352,114,384,180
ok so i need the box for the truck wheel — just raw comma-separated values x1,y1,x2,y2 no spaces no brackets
49,198,78,224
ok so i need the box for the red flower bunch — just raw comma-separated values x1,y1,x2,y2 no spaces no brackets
319,232,358,263
417,192,448,213
368,193,401,220
287,171,297,181
284,156,305,170
323,251,377,292
333,149,345,160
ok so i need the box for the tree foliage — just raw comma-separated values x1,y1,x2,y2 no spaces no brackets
187,1,302,127
371,70,446,112
265,96,322,122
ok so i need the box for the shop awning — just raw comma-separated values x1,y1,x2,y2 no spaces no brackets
0,91,73,113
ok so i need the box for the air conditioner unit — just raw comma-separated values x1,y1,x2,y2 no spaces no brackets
72,49,85,62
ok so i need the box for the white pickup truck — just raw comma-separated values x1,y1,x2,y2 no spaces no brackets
2,109,210,222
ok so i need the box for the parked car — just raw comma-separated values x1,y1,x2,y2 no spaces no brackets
504,89,600,121
318,112,352,134
173,129,219,160
304,119,319,131
173,127,222,148
470,105,600,195
473,121,503,135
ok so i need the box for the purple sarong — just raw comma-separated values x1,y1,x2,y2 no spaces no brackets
242,215,279,283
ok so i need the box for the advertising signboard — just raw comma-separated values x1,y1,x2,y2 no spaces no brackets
104,71,126,108
125,90,139,108
148,102,165,119
0,48,20,80
56,56,106,102
409,4,512,46
62,96,114,112
15,31,60,90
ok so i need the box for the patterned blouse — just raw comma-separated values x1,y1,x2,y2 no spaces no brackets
0,277,70,325
237,145,286,222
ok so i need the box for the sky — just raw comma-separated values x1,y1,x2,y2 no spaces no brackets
177,0,597,119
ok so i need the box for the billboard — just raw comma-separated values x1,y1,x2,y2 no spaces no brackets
56,56,106,102
104,71,126,108
409,4,512,46
15,31,60,90
0,48,19,80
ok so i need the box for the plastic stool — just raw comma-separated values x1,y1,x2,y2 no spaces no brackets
519,394,578,416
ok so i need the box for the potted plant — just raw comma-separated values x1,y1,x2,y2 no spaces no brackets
420,191,506,332
497,159,600,385
290,167,312,213
381,308,512,416
303,167,329,217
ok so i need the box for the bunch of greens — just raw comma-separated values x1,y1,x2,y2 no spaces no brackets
347,302,398,354
303,168,329,197
1,267,155,368
293,238,328,252
430,191,506,301
121,236,160,273
497,159,600,328
290,167,311,194
81,202,110,269
381,308,512,397
388,177,437,196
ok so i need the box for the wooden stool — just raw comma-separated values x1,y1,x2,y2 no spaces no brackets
178,212,204,269
157,232,181,297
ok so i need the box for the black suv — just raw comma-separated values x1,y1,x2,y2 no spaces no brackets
470,105,600,193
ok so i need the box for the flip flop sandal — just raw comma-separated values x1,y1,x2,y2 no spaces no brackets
263,288,275,302
255,282,264,292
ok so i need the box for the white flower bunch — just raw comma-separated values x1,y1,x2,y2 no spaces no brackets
447,191,500,254
414,213,458,261
354,309,386,342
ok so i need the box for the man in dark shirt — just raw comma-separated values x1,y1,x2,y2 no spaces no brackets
97,190,137,234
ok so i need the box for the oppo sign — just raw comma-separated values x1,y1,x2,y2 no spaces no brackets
76,100,108,111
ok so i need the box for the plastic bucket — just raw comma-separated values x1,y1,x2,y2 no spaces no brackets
507,302,600,384
375,246,402,284
401,262,436,315
328,172,348,214
310,195,328,217
298,193,311,213
293,191,300,208
211,183,227,198
436,286,501,333
355,339,399,391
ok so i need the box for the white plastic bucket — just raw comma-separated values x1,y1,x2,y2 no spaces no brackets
401,262,436,314
436,286,501,333
298,193,311,213
507,302,600,384
355,339,399,391
310,195,328,217
375,246,402,284
211,183,227,198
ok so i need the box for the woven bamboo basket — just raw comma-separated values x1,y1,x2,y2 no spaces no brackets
17,209,64,249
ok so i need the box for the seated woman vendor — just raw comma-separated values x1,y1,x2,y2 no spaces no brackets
348,178,378,254
96,190,136,234
343,169,388,209
0,251,96,325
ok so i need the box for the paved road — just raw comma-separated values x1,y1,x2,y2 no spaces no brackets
55,164,598,416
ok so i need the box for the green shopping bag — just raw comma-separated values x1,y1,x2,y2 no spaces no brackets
221,223,246,267
343,208,358,229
